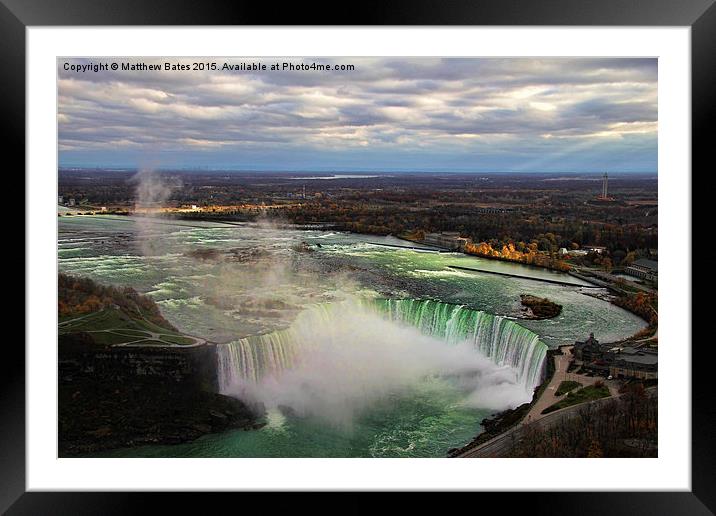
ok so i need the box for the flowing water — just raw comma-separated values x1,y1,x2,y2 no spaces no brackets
58,215,645,457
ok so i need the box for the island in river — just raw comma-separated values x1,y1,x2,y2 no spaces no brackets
519,294,563,320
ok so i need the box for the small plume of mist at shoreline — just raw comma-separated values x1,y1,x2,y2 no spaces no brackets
130,170,180,256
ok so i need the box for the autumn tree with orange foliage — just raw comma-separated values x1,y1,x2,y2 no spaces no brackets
613,291,658,326
464,241,571,272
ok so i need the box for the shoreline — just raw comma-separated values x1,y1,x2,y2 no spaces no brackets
448,346,563,457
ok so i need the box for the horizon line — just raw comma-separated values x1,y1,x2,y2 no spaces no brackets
57,167,658,175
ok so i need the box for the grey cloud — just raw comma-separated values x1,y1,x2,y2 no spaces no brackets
58,57,657,158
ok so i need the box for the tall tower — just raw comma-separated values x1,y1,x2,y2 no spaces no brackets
601,173,608,199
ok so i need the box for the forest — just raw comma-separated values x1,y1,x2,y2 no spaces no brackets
59,169,658,262
507,383,657,458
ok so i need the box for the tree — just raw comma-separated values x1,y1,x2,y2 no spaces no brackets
612,249,626,265
602,257,613,272
587,439,604,458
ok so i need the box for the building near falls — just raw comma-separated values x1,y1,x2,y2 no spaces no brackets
607,347,658,380
624,258,658,283
422,232,469,251
582,244,607,254
573,333,601,362
573,333,657,380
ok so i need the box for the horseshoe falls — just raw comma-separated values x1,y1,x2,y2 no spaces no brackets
216,298,548,416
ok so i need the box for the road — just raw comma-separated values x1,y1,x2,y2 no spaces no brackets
574,267,656,294
458,393,625,457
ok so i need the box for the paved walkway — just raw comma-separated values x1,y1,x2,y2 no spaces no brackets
522,346,619,424
83,328,206,347
60,307,207,348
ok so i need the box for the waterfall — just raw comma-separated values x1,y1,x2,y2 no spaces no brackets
217,330,299,389
370,299,548,391
216,304,335,393
216,298,547,396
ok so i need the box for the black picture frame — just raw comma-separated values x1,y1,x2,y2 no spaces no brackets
5,0,712,512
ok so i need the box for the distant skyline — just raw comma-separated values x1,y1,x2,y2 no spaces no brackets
58,57,657,173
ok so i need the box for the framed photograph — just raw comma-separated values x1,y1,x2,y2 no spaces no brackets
7,0,712,511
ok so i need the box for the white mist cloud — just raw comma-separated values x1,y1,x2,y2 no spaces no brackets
220,299,533,428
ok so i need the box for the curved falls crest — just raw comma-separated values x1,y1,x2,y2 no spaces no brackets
216,298,548,401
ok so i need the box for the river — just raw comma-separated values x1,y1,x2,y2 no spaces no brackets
58,215,645,457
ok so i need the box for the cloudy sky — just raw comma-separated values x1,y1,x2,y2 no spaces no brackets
58,57,657,173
